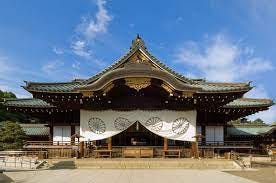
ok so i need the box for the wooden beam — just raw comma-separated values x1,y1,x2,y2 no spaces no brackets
163,137,168,151
191,141,199,159
108,137,112,150
80,141,84,158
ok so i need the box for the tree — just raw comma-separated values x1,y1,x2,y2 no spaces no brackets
0,121,27,150
0,90,16,102
0,89,31,123
252,118,265,125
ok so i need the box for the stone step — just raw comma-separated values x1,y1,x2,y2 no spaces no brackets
74,159,237,169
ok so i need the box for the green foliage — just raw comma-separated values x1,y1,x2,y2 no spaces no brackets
0,89,34,123
0,121,28,150
0,90,16,102
0,110,28,123
252,118,265,125
228,118,267,125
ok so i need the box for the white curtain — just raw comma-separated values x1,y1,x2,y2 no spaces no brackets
80,109,196,142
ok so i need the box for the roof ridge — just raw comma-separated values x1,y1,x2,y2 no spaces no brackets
85,36,194,84
197,82,250,86
238,98,273,103
25,81,83,85
4,98,37,101
230,124,270,127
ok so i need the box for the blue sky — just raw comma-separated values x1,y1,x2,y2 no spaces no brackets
0,0,275,123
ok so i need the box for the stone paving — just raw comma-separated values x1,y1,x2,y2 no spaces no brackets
4,169,257,183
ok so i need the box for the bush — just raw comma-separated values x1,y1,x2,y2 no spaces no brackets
0,121,27,150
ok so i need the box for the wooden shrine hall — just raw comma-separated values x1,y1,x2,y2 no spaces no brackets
4,35,274,158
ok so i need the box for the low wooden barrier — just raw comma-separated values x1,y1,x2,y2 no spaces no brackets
122,147,153,158
0,151,48,159
0,156,39,169
162,149,181,158
94,150,112,158
47,149,73,158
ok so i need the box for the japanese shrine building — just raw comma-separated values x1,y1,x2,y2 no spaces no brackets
4,35,274,153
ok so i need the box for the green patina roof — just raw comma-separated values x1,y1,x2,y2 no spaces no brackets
24,80,251,93
4,98,54,108
24,36,251,94
192,82,251,93
19,124,49,136
4,97,272,109
227,125,276,136
24,80,86,93
224,98,274,108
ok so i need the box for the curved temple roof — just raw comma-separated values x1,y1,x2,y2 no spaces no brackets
4,97,273,109
4,98,54,108
19,124,50,136
24,80,251,93
227,125,276,136
224,98,274,108
23,35,252,94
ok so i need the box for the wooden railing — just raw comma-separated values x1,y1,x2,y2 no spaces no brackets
25,141,253,147
198,141,253,147
0,150,47,157
24,141,77,147
0,155,40,169
231,151,248,168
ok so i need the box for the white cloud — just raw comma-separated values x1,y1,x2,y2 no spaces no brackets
248,106,276,124
71,40,92,58
245,85,276,124
0,56,33,98
71,0,112,60
175,33,274,82
72,60,80,70
76,0,112,40
42,60,64,75
175,33,275,123
52,47,64,55
245,85,269,99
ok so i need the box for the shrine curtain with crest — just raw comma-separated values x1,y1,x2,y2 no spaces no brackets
80,109,196,142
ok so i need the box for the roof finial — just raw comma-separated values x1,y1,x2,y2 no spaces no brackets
131,34,146,49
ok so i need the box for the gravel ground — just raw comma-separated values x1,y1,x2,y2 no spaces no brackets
3,169,256,183
225,168,276,183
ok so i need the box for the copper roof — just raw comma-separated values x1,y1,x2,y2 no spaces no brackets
4,98,54,108
24,36,251,94
4,97,273,109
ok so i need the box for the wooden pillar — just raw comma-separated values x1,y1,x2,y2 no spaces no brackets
93,140,97,147
49,125,53,141
80,141,84,158
192,140,199,159
202,126,206,145
164,137,168,150
108,137,112,150
71,125,75,145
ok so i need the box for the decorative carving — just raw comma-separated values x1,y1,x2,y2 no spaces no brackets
125,77,151,91
161,83,173,94
130,34,146,49
102,83,114,94
88,118,106,134
172,117,190,135
146,117,163,132
129,52,149,64
82,91,93,97
114,117,132,130
182,91,194,97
